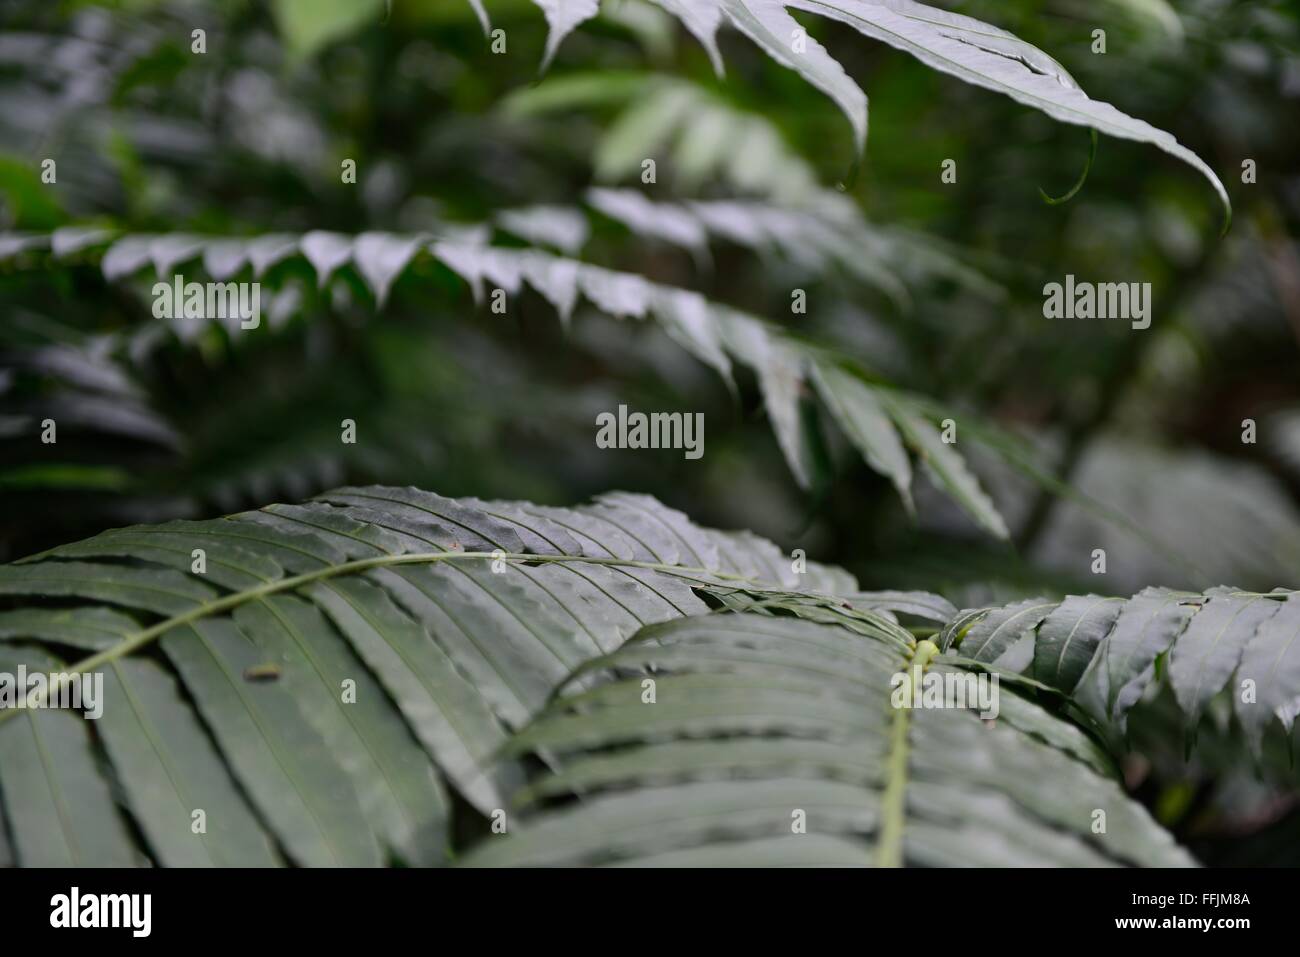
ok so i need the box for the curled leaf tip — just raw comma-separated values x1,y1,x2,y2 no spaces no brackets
1218,203,1233,239
1039,128,1098,206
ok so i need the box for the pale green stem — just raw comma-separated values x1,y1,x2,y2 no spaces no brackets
875,638,938,867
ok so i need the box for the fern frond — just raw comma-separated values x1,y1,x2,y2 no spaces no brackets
0,228,1010,536
512,0,1228,223
940,586,1300,752
0,486,866,865
463,610,1193,867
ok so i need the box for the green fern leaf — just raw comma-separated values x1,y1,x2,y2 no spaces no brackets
463,612,1193,866
943,587,1299,752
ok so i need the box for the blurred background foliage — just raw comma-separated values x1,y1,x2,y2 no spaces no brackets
1,0,1298,864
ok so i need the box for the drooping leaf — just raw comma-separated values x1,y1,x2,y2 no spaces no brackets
879,392,1009,539
300,231,355,288
1033,594,1124,692
353,232,425,306
958,597,1057,664
533,0,602,69
718,0,868,150
811,362,912,510
1234,595,1300,752
1167,588,1283,729
653,0,725,72
1091,587,1198,724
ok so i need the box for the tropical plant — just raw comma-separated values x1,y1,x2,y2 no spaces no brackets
8,484,1286,867
1,0,1298,867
